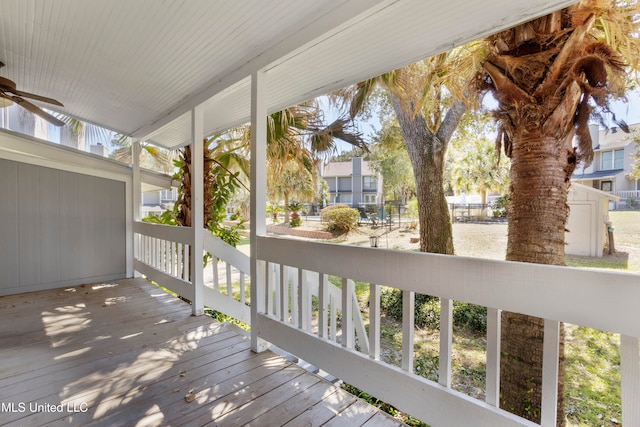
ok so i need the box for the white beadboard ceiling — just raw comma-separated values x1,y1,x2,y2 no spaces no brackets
0,0,578,149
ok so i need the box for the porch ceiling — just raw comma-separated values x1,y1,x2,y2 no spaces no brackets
0,0,577,149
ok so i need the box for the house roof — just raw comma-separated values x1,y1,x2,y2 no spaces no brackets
595,123,640,150
572,169,625,180
322,160,375,177
0,0,577,150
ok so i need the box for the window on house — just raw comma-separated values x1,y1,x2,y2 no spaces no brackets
160,188,177,201
601,149,624,170
363,194,377,204
363,176,377,191
337,177,352,192
601,181,613,192
337,194,352,205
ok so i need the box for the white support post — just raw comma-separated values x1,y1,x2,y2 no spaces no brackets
131,140,142,277
541,319,560,427
250,69,268,353
190,106,204,316
621,335,640,427
369,283,381,360
402,290,415,373
485,307,501,407
439,297,453,387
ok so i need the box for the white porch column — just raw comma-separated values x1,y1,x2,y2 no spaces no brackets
131,140,142,278
250,69,268,353
190,106,205,316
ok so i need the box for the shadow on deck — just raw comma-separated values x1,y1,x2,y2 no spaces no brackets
0,278,405,426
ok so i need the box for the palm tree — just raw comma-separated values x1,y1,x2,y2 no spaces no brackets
112,135,175,173
450,136,508,206
340,48,479,254
478,0,640,423
268,158,314,224
173,102,365,235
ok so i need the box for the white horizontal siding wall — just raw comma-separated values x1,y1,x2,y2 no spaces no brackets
0,158,126,295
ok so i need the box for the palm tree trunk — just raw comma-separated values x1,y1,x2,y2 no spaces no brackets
501,130,568,426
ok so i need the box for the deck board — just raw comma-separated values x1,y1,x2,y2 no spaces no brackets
0,278,405,427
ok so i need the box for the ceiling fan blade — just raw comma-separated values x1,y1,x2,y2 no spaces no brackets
12,96,65,127
12,89,64,107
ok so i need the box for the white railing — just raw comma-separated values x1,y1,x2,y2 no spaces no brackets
133,222,252,324
253,236,640,427
133,223,640,427
617,190,640,199
134,222,367,344
133,221,194,301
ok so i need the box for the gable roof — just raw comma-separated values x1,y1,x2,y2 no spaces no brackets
1,0,577,149
595,123,640,150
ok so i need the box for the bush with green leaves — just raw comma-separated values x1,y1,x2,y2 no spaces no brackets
491,194,509,218
627,196,639,209
320,205,359,233
320,203,350,214
379,287,487,333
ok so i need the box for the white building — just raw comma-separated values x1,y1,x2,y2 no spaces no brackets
572,123,640,207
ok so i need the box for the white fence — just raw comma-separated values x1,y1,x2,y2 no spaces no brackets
618,190,640,200
134,223,640,427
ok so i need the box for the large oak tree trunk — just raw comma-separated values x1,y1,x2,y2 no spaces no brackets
391,96,465,255
501,130,569,425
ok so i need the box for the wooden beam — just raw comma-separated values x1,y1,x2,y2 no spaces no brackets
250,69,269,353
191,106,204,316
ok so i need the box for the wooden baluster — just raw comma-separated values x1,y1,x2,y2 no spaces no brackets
212,256,219,291
290,268,299,326
266,262,274,317
439,298,452,386
369,283,381,360
277,264,285,320
485,307,501,407
239,272,246,305
541,319,560,427
226,262,232,297
402,290,415,373
330,292,337,342
342,277,354,348
318,273,329,339
183,244,189,281
299,269,311,331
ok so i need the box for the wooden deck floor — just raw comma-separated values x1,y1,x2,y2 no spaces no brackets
0,278,405,427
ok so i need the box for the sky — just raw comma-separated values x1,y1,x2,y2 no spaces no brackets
329,89,640,154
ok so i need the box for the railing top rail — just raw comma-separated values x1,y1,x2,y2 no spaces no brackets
203,232,250,274
257,235,640,337
133,221,194,245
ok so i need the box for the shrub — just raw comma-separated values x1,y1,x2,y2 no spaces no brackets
320,203,350,214
379,288,487,333
627,196,639,209
491,194,509,218
321,206,359,233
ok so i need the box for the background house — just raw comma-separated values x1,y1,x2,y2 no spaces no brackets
572,123,640,208
321,157,383,209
